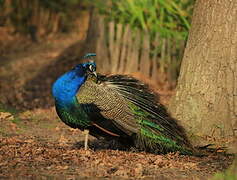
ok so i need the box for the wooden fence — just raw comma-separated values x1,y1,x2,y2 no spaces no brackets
82,13,186,84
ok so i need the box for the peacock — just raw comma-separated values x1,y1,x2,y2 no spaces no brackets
52,53,194,155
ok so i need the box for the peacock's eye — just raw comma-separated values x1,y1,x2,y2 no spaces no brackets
88,64,96,72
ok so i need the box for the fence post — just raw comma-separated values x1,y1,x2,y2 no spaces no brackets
139,31,150,78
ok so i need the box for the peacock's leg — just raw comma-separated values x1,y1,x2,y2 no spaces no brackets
83,129,89,150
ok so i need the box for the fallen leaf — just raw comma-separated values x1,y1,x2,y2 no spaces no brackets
0,112,14,121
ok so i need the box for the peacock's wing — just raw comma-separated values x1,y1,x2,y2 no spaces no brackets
77,74,138,137
77,74,193,154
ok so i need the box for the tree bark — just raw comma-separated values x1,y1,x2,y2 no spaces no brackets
169,0,237,151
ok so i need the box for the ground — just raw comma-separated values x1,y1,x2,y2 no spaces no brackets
0,34,234,179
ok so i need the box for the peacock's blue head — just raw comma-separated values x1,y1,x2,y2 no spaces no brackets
52,61,97,104
73,62,97,77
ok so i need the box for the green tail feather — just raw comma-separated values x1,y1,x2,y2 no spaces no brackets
129,103,193,155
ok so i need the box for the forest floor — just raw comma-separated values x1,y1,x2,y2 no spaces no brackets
0,34,235,179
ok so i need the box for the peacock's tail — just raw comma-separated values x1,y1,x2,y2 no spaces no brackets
101,75,194,154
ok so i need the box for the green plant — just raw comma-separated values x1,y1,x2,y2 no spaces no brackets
93,0,194,40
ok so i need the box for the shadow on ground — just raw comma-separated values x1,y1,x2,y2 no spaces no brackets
73,139,132,152
22,41,86,109
0,38,88,110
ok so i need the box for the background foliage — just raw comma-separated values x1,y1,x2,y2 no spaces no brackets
93,0,194,40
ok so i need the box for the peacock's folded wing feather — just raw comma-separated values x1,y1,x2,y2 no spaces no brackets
77,75,138,135
77,74,193,154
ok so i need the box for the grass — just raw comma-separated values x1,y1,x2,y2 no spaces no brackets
213,170,237,180
0,103,19,115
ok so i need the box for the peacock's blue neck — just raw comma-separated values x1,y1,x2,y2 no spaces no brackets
52,70,86,107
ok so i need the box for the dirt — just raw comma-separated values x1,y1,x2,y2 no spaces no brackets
0,35,234,179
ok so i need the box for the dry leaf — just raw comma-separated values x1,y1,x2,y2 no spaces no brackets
0,112,14,121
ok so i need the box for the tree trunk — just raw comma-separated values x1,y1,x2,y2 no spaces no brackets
169,0,237,152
